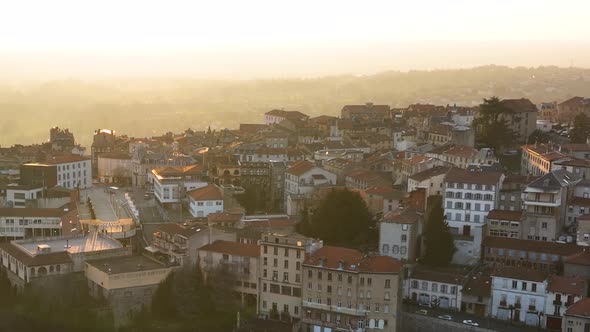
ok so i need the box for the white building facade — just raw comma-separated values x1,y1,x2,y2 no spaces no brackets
47,156,92,189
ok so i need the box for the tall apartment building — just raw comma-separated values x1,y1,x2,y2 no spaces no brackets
91,129,117,175
522,170,580,242
258,232,322,321
498,98,538,144
443,168,504,265
45,155,92,189
302,246,402,332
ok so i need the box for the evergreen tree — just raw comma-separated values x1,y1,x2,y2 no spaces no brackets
309,189,373,246
422,197,456,267
473,96,518,151
570,113,590,143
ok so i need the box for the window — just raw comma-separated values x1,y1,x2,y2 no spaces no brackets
531,283,537,292
431,283,438,292
382,244,390,253
512,281,518,289
421,282,428,290
284,248,289,257
541,222,548,229
367,278,372,286
401,235,407,242
385,279,391,288
521,282,527,291
328,273,332,281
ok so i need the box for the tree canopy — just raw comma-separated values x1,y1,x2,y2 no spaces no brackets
298,189,374,246
570,113,590,143
473,96,519,151
421,196,456,267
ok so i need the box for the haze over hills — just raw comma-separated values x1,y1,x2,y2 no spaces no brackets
1,64,590,148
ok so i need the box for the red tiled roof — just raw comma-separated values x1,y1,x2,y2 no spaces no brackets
199,240,260,257
444,168,503,186
565,250,590,266
565,297,590,318
187,184,223,201
548,275,585,296
410,265,467,284
483,236,584,257
382,208,420,224
304,246,402,273
486,209,523,222
0,207,68,218
286,160,316,176
409,166,451,182
492,266,548,282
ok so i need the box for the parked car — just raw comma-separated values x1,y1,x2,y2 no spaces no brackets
438,315,453,321
462,320,479,327
416,309,428,315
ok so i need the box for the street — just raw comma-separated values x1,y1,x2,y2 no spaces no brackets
403,303,544,332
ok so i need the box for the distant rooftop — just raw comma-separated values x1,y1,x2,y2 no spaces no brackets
87,255,167,275
15,234,122,256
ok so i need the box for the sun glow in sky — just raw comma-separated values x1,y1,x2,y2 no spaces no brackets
1,0,589,53
1,0,589,79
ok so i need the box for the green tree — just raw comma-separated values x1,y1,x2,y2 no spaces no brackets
422,197,456,267
527,129,550,144
570,113,590,143
308,189,373,246
473,96,518,151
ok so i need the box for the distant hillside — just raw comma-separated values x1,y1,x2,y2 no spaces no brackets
1,65,590,148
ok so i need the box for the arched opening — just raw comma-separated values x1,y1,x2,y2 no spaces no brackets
37,267,47,276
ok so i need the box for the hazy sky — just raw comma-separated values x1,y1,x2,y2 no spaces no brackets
1,0,589,78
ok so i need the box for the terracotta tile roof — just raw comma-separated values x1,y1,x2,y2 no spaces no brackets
555,157,590,167
0,207,68,218
153,164,205,177
409,166,451,182
444,168,503,186
265,109,308,120
239,124,268,134
410,265,467,284
483,236,584,257
548,275,585,296
521,144,569,161
304,246,401,273
382,208,420,224
187,184,223,201
207,211,244,224
198,240,260,257
565,297,590,318
564,250,590,266
560,144,590,152
492,266,547,282
0,242,72,267
486,209,523,222
500,98,538,113
99,152,131,160
569,197,590,207
45,155,90,164
364,186,406,200
341,104,390,114
286,160,316,176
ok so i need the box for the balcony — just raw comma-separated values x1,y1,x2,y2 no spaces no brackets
302,301,367,317
500,300,507,307
523,198,559,207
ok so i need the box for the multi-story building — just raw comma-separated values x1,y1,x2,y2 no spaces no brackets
363,187,406,217
538,102,558,122
498,98,538,144
284,161,336,216
566,180,590,234
345,169,392,191
485,209,525,239
4,185,44,208
259,232,322,321
197,240,260,306
545,275,586,331
150,223,235,267
0,206,79,239
91,128,117,175
491,267,548,327
482,236,583,272
19,163,57,188
45,155,92,189
407,166,450,197
379,208,422,262
49,127,75,152
302,246,402,332
562,297,590,332
264,109,309,126
341,103,390,122
557,96,590,123
269,161,287,213
187,184,224,218
425,144,497,169
521,143,570,176
85,255,173,327
498,174,535,211
405,265,464,310
522,170,580,242
149,165,208,206
443,168,504,265
239,161,271,212
553,157,590,181
97,152,132,185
